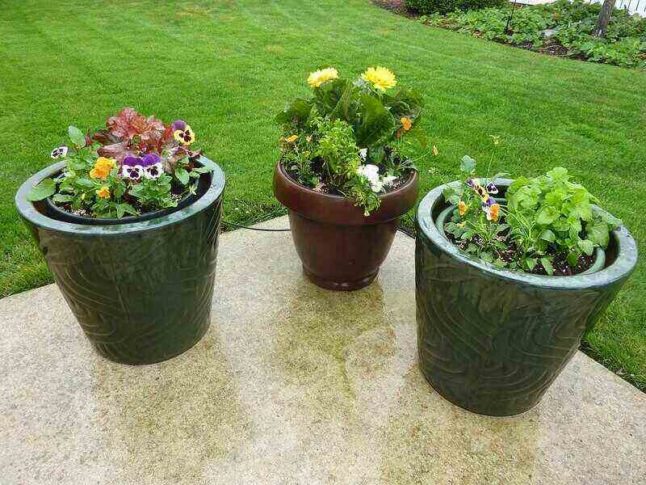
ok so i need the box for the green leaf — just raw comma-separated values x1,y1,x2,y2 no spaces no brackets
175,167,189,185
354,94,395,147
540,229,556,242
460,155,476,174
567,251,580,267
578,239,595,256
536,206,560,225
586,220,610,248
525,258,537,271
540,257,554,275
27,178,57,201
68,126,86,147
52,193,73,203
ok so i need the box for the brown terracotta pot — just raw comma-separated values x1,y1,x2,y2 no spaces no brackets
273,162,419,291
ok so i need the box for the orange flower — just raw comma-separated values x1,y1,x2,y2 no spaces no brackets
487,203,500,222
458,200,468,216
96,186,110,199
401,117,412,132
89,157,116,180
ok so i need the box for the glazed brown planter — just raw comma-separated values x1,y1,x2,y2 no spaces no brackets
273,162,419,291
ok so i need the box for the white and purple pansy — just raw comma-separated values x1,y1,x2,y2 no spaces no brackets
121,156,144,181
141,153,164,180
486,182,499,194
50,146,68,159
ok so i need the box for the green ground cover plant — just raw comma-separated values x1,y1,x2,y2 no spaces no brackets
420,0,646,68
1,0,644,389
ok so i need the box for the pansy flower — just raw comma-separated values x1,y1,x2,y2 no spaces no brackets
121,156,144,181
50,146,68,159
486,182,499,194
96,186,110,199
141,153,164,180
484,202,500,222
173,124,195,146
458,200,468,216
89,157,116,180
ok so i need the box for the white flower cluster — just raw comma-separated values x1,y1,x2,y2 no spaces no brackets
356,164,397,193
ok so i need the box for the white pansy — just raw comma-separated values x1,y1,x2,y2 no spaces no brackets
356,164,398,193
359,148,368,161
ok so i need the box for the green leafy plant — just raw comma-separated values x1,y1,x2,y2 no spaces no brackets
28,108,210,219
420,0,646,68
276,67,424,215
442,156,621,276
406,0,506,16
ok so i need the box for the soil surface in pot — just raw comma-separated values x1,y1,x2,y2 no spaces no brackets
442,208,596,276
281,159,414,197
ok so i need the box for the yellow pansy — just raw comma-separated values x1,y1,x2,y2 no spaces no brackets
458,200,468,216
361,66,397,92
307,67,339,88
96,186,111,199
89,157,116,180
174,125,195,146
401,117,412,132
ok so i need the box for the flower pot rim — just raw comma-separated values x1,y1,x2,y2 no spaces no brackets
417,179,638,289
15,156,225,236
273,161,419,225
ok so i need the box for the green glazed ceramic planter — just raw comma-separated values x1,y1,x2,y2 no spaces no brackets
15,157,225,365
416,180,637,416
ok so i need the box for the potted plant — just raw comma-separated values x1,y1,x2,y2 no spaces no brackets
15,108,226,365
416,155,637,416
274,67,422,290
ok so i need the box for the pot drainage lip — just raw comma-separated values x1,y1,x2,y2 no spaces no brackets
417,180,638,290
16,157,225,236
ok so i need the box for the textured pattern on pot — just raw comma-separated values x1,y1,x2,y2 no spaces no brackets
415,180,637,416
16,158,225,365
274,163,419,291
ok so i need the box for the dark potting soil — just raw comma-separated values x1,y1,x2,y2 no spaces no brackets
445,227,595,276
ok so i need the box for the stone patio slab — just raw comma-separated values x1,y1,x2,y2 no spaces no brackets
1,216,644,484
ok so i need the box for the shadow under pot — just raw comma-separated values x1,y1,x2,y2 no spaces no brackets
415,180,637,417
15,158,226,365
273,162,419,291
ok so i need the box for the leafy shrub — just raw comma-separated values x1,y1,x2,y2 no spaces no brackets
421,0,646,68
406,0,506,16
276,67,424,215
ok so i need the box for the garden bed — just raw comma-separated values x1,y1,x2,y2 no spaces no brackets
379,0,646,68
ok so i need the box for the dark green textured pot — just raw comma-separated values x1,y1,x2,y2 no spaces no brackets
415,180,637,416
15,158,225,365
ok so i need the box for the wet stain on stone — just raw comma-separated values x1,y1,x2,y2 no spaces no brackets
381,366,539,484
92,325,250,483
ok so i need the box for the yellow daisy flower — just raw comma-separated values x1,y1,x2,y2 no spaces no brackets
361,66,396,92
307,67,338,88
96,186,111,199
89,157,116,180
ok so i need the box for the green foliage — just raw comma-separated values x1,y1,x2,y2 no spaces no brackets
277,68,423,214
444,159,620,275
406,0,506,15
507,167,621,270
422,0,646,68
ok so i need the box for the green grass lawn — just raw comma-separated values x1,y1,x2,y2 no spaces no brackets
1,0,644,389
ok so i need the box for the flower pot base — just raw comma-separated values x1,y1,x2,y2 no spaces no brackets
303,266,377,291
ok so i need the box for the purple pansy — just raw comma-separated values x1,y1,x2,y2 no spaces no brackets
122,155,144,181
171,120,187,131
466,178,475,188
141,153,164,180
486,182,499,194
